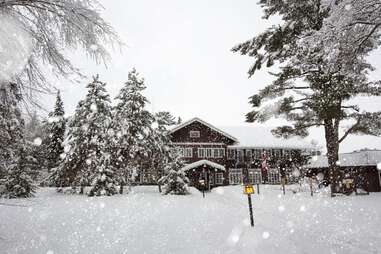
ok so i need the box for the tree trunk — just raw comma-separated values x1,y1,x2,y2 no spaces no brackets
324,119,340,197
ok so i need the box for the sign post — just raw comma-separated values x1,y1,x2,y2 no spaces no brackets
243,184,255,227
199,180,205,198
281,177,286,195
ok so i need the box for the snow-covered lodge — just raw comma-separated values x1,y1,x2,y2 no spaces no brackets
142,117,316,189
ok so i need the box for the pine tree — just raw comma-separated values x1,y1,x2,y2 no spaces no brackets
45,91,66,171
0,146,37,198
158,153,189,195
232,0,381,196
88,152,118,196
112,68,154,194
53,76,113,194
0,83,24,173
147,111,177,192
0,82,37,198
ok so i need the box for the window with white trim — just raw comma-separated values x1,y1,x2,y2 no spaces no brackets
227,149,235,159
248,169,262,184
219,149,225,158
184,148,193,158
253,149,261,159
206,148,213,158
229,169,243,184
236,150,244,162
215,173,224,185
198,148,205,158
189,130,200,138
197,148,225,158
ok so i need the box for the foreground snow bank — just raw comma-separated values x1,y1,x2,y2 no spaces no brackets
0,185,380,254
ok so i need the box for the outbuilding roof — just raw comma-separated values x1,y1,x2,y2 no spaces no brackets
307,149,381,169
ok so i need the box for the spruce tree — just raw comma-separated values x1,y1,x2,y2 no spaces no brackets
112,68,154,194
0,83,37,198
1,146,37,198
53,76,113,194
158,153,189,195
147,111,177,192
88,153,118,196
232,0,381,195
45,91,66,171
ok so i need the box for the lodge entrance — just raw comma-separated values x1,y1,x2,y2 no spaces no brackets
182,160,226,191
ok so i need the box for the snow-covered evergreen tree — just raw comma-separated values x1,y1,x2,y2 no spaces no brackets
88,153,118,196
0,83,37,198
0,146,37,198
232,0,381,195
112,68,154,194
147,111,177,192
45,91,66,171
0,83,24,173
158,153,189,195
53,76,113,194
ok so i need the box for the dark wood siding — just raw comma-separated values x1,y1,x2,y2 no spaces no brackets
171,121,236,145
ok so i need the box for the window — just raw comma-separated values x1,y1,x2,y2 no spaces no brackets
206,148,213,158
227,149,235,159
198,148,205,158
197,148,225,158
215,173,224,185
229,169,243,184
253,149,261,159
184,148,193,158
246,150,252,162
248,169,262,184
219,149,225,158
189,130,200,138
237,150,244,162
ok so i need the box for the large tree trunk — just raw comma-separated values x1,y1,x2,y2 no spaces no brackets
324,119,340,197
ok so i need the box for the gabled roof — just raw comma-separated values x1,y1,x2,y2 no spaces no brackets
170,117,238,143
181,159,226,171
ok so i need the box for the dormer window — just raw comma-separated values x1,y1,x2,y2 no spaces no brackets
189,130,200,138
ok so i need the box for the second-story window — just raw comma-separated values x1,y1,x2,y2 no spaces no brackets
184,148,193,158
189,130,200,138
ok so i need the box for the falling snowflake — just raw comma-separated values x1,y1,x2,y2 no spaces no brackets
278,205,285,212
90,44,99,51
300,205,306,212
64,145,71,153
344,4,352,11
33,137,42,146
90,103,98,112
262,231,270,239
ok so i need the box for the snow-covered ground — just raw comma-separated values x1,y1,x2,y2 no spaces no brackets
1,185,380,254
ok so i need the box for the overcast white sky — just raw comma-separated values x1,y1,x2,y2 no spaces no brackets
46,0,381,153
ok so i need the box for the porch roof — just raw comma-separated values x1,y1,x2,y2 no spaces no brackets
181,159,226,172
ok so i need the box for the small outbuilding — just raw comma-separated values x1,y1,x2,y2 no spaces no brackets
307,149,381,192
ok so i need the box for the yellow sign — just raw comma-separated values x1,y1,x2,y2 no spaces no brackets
244,184,254,195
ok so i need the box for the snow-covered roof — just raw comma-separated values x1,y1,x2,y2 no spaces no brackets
181,159,226,171
307,149,381,168
220,126,315,150
171,117,238,143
